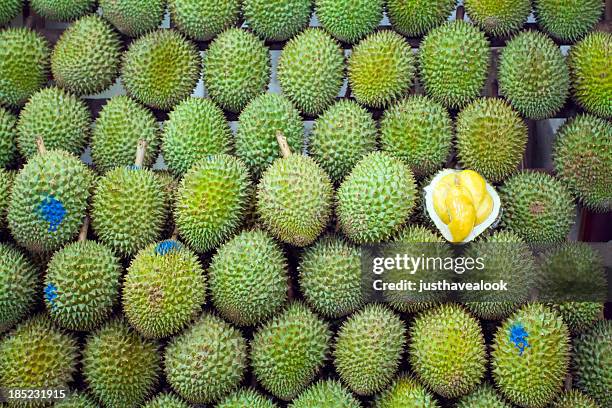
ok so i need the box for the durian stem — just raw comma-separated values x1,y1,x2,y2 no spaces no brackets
134,139,147,167
78,216,89,242
276,131,292,158
36,137,46,154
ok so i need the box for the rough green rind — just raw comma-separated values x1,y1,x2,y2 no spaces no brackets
169,0,240,41
217,389,278,408
464,0,531,37
252,302,331,400
0,169,13,229
142,393,191,408
175,154,250,252
0,108,17,168
551,390,602,408
91,96,160,173
334,304,405,396
348,30,416,108
203,28,270,113
8,150,94,253
54,392,99,408
278,28,345,116
0,243,37,334
122,30,201,110
0,28,49,107
315,0,383,44
83,319,160,408
456,98,527,182
492,303,570,408
498,30,570,119
373,375,440,408
289,380,361,408
92,167,167,257
380,95,453,178
419,21,490,110
256,154,333,247
337,151,417,244
16,87,90,158
162,97,233,176
573,320,611,407
0,0,22,26
30,0,94,21
569,32,612,119
99,0,166,37
244,0,312,41
164,313,248,404
236,93,303,179
534,0,604,42
500,171,575,243
456,384,512,408
386,0,456,37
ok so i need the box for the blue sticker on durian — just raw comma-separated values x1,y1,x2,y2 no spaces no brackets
509,323,530,356
37,195,66,232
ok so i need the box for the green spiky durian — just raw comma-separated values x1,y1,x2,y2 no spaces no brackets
278,28,345,116
569,32,612,119
500,171,575,243
534,0,604,42
315,0,383,44
386,0,456,37
492,303,570,408
244,0,312,41
0,169,12,228
309,99,376,183
0,0,21,26
54,392,99,408
175,154,250,252
142,393,191,408
373,375,439,408
83,319,160,408
348,30,416,108
0,107,17,168
169,0,240,41
16,87,90,158
419,21,490,109
218,389,278,408
44,240,122,331
236,93,303,178
92,166,167,257
99,0,165,37
456,98,527,182
51,15,121,96
164,313,248,404
551,390,602,408
8,150,94,253
123,240,206,338
289,380,361,408
498,30,570,119
337,151,417,244
0,244,37,333
573,320,611,407
464,0,531,37
456,384,513,408
0,28,49,107
162,97,233,176
203,28,270,113
252,302,331,400
122,30,201,110
30,0,95,21
380,95,453,178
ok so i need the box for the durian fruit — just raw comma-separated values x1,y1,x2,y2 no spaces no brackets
217,389,278,408
409,304,486,398
492,303,570,408
498,30,570,119
0,0,22,26
315,0,383,44
0,243,38,333
244,0,312,41
298,235,364,318
386,0,456,37
236,93,303,179
142,393,191,408
456,98,528,183
373,375,440,408
456,384,513,408
203,28,270,113
419,21,490,110
91,96,160,173
499,171,575,243
55,392,99,408
0,28,49,107
99,0,166,37
334,304,405,396
168,0,240,41
8,149,94,253
569,32,612,119
380,95,453,178
175,154,250,252
551,390,602,408
83,319,160,408
534,0,604,42
123,240,206,338
0,107,17,168
573,320,611,407
464,0,531,37
337,151,417,244
162,97,233,176
309,99,376,183
122,30,201,110
289,380,361,408
209,230,288,326
44,239,122,331
16,87,90,158
30,0,95,21
164,313,248,404
348,30,416,108
0,169,13,228
277,28,345,116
